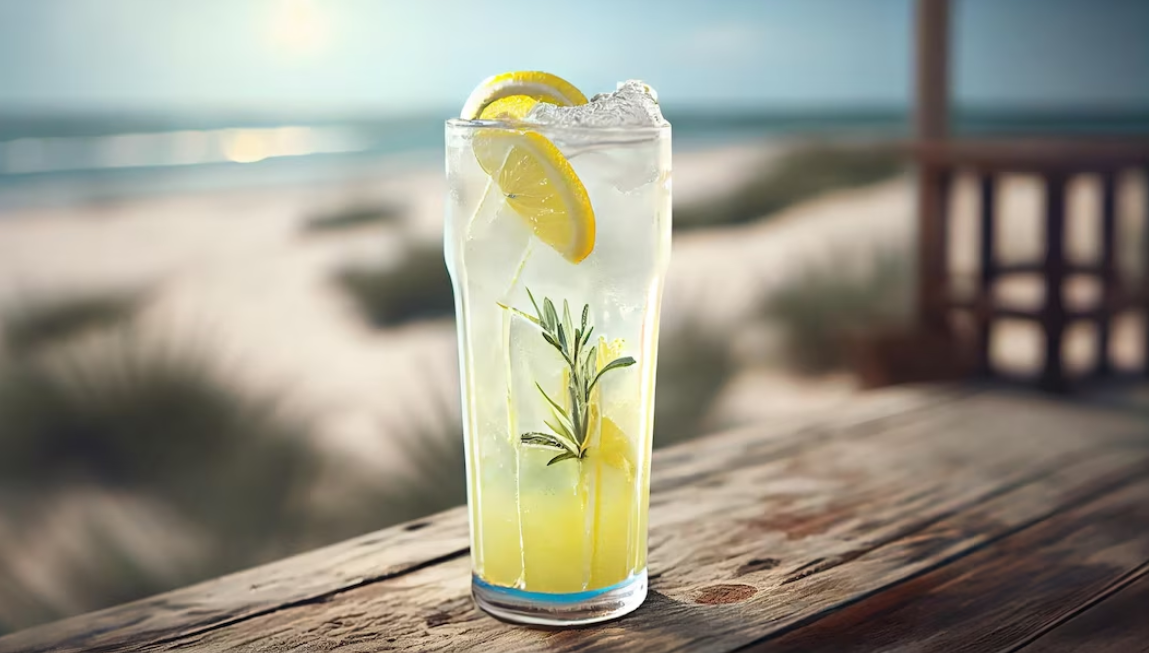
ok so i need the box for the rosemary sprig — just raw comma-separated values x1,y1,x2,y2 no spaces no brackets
518,288,636,466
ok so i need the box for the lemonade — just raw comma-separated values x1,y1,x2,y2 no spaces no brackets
445,72,670,624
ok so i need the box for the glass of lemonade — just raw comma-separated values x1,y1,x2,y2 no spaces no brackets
444,73,671,625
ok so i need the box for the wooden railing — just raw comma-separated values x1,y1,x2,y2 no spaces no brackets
912,138,1149,392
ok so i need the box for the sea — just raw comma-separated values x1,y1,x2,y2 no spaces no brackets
1,108,1145,211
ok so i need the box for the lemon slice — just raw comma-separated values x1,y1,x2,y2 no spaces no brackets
461,71,587,120
473,130,595,263
597,415,635,480
591,338,635,477
479,95,539,121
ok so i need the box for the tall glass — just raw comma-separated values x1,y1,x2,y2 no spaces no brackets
444,118,671,625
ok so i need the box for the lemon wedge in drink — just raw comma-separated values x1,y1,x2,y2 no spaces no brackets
472,129,595,263
461,71,588,120
466,75,596,264
591,338,636,477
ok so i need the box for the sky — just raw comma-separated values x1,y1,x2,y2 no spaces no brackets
0,0,1145,114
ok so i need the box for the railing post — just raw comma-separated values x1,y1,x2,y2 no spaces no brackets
915,0,950,140
1096,170,1117,376
918,166,951,332
1041,173,1068,392
1144,166,1149,378
914,0,951,334
978,173,996,375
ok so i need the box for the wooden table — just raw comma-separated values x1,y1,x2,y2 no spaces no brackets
4,388,1149,652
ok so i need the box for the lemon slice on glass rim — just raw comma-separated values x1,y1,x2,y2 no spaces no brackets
464,73,596,264
461,71,588,120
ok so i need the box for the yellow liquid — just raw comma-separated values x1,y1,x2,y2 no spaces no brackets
475,416,647,593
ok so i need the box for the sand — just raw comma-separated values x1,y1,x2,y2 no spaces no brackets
0,142,783,466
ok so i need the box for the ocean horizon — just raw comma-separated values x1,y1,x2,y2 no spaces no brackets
2,106,1146,210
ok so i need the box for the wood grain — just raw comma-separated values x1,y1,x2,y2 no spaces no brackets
0,514,470,653
147,444,1149,652
1021,571,1149,653
2,388,1146,653
753,479,1149,652
0,388,941,653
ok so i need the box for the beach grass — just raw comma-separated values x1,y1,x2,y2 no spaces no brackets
654,326,733,448
304,202,403,234
382,396,466,526
335,241,455,327
0,333,325,625
675,143,904,229
2,291,141,353
762,246,914,373
299,383,465,541
0,336,319,545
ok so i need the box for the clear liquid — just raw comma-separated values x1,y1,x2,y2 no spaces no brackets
445,124,671,593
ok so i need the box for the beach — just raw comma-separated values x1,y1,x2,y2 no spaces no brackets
2,142,1146,463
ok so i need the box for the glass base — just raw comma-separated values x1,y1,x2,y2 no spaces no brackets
472,570,647,626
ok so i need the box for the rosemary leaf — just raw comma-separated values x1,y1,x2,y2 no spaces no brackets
526,288,542,320
589,356,637,393
541,331,559,349
536,382,569,420
518,291,639,469
544,414,576,444
541,333,574,366
568,384,582,445
496,302,541,326
562,300,574,345
547,451,580,466
543,299,559,335
583,353,595,395
521,432,566,450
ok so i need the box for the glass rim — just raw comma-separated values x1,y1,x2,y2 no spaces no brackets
445,117,670,138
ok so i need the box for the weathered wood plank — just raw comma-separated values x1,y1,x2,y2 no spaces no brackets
1021,570,1149,653
125,394,1147,652
147,454,1149,653
0,517,471,653
0,389,946,653
754,479,1149,652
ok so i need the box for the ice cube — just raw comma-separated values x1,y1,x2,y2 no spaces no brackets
461,187,532,301
569,144,660,193
526,79,667,129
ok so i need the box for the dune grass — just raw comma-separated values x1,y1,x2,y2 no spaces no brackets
2,291,141,353
304,202,403,234
0,337,319,548
380,395,467,527
336,242,455,327
675,144,904,230
0,289,464,627
653,326,733,448
762,247,914,374
0,331,324,627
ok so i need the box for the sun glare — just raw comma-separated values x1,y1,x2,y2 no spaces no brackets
270,0,329,58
